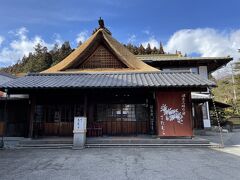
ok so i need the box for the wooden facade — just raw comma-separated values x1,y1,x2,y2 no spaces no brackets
19,88,195,138
0,99,29,137
1,88,196,138
27,89,155,137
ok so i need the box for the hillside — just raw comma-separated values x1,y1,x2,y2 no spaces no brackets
212,74,240,114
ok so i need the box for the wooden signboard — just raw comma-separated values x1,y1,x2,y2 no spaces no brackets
156,91,193,137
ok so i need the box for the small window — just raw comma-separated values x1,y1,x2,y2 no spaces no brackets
162,67,198,74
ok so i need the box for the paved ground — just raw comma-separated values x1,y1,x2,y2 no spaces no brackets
200,129,240,157
0,147,240,180
1,130,240,180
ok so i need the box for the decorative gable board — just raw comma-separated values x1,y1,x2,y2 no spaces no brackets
78,45,127,69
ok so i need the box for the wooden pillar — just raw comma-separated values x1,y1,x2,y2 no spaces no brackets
83,94,88,117
155,91,160,136
149,91,156,135
28,94,36,138
3,93,8,137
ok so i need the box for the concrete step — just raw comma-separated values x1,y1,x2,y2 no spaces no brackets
16,137,216,149
85,143,219,148
86,139,210,145
17,143,219,149
17,144,73,149
19,139,73,145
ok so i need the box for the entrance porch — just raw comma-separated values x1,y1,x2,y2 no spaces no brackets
30,89,155,138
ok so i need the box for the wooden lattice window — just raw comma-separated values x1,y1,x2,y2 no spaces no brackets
79,45,127,69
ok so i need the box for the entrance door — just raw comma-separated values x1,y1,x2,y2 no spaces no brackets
95,104,149,136
193,103,204,129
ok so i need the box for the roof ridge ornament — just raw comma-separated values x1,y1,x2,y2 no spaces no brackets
92,17,112,35
98,17,105,28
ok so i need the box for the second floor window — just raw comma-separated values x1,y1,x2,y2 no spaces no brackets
162,67,199,74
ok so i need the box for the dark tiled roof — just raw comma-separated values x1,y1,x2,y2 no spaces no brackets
0,72,16,85
136,55,232,73
0,71,215,89
136,55,232,62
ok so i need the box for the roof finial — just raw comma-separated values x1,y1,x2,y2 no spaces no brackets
92,17,112,35
98,17,105,28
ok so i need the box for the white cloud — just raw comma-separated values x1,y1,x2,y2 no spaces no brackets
52,33,63,45
76,31,88,44
142,36,159,49
127,34,136,43
0,27,55,66
165,28,240,78
0,36,4,46
143,30,150,35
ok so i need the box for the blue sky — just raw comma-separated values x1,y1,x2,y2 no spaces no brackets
0,0,240,68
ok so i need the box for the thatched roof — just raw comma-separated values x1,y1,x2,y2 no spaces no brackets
43,28,159,73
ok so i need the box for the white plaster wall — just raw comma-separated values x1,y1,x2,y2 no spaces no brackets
198,66,208,79
199,66,211,128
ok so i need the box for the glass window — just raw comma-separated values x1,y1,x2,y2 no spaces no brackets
202,103,209,120
38,104,83,123
162,67,198,74
97,104,148,122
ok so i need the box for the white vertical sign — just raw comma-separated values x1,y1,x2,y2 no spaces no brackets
74,117,87,131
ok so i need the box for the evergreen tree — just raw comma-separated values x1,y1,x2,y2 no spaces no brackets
26,44,52,72
132,45,139,55
159,42,165,54
51,41,72,66
152,47,158,54
145,43,152,54
77,41,83,47
138,44,145,55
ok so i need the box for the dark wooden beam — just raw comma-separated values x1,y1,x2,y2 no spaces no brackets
28,94,36,138
84,94,88,117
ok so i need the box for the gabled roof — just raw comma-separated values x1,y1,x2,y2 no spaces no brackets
136,54,233,73
43,28,158,73
0,71,215,90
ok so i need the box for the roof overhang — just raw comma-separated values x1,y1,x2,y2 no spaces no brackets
191,93,232,109
137,56,233,73
209,101,232,109
0,71,215,94
191,93,211,103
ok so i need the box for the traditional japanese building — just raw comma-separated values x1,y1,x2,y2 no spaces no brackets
0,19,217,139
137,54,232,130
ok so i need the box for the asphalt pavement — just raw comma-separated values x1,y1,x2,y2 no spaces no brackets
1,146,240,180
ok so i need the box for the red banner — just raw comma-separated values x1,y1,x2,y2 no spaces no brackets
156,91,193,137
